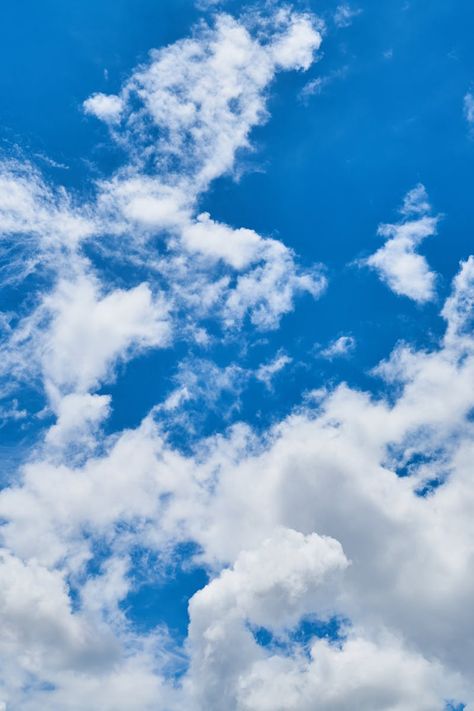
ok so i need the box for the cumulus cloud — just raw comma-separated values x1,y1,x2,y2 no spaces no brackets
0,259,473,707
365,184,439,302
83,93,124,123
0,4,473,711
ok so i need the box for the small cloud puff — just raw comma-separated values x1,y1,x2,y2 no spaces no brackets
365,184,439,303
83,93,124,123
320,335,356,359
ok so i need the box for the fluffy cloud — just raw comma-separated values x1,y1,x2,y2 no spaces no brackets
0,3,473,710
0,259,473,708
365,184,439,302
85,11,321,191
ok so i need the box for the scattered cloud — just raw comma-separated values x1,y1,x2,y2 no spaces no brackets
0,3,473,710
334,4,363,29
299,65,349,101
464,91,474,126
365,184,439,302
319,335,356,359
255,351,292,388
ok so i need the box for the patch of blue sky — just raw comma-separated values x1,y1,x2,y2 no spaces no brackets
251,614,349,656
120,542,208,640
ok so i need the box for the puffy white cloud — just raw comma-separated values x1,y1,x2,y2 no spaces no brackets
223,242,326,329
190,528,347,629
83,93,124,123
181,213,263,270
442,255,474,350
3,274,171,407
270,10,323,71
0,259,474,706
45,393,111,449
365,184,439,302
2,4,474,710
87,11,321,192
81,10,326,333
235,636,455,711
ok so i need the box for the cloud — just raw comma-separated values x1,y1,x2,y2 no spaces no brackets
0,259,474,706
84,11,321,192
464,91,474,125
83,93,124,123
319,335,356,359
255,352,292,388
365,184,439,302
333,4,362,29
1,4,474,710
299,65,349,101
2,274,171,413
0,160,96,283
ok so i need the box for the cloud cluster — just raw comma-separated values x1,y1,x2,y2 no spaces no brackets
1,254,473,708
0,4,473,710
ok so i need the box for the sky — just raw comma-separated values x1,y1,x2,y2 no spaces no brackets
0,0,473,709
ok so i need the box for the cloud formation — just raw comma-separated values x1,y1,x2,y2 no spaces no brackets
365,184,439,302
0,4,473,711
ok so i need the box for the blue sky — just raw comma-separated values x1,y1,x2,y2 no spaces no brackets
0,1,473,709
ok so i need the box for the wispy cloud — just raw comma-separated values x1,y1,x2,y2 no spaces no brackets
319,335,356,359
464,90,474,127
334,3,363,28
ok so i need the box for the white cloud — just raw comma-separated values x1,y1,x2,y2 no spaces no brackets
255,352,292,388
1,260,474,706
299,65,349,101
87,12,321,193
2,5,474,710
0,161,95,262
83,93,124,123
3,274,171,409
235,636,454,711
320,335,356,359
45,393,111,449
334,4,362,29
365,184,439,302
81,11,326,332
182,213,263,270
